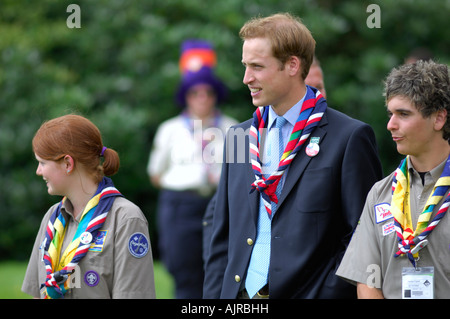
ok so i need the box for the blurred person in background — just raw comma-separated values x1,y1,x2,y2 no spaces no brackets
147,39,237,298
305,56,326,98
404,47,433,64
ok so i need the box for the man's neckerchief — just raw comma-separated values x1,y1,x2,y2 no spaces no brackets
249,86,327,218
392,155,450,267
40,177,122,299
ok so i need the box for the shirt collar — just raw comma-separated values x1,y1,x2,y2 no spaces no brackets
429,157,448,183
407,156,448,185
268,92,307,130
60,198,80,222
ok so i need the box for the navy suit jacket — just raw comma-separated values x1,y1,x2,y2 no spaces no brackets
203,105,383,299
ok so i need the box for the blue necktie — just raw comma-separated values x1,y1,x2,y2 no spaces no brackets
245,116,286,298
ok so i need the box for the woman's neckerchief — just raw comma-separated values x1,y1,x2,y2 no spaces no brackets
249,86,327,218
40,177,122,299
181,109,223,150
392,155,450,267
181,109,223,186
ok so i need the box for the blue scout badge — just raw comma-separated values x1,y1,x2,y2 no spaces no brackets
128,232,149,258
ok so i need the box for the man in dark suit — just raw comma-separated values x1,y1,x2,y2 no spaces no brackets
203,13,383,299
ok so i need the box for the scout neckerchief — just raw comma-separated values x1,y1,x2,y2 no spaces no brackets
392,155,450,267
41,177,122,299
182,109,222,186
249,86,326,217
181,109,222,150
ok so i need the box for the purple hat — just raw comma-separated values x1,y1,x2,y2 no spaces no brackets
176,39,227,107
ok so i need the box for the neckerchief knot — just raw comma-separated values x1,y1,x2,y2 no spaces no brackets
392,155,450,267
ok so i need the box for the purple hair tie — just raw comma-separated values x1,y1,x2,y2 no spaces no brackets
100,146,107,157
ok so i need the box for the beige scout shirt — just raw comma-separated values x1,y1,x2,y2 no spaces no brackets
336,158,450,298
22,197,156,299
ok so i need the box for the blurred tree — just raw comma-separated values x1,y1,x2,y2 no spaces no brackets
0,0,448,260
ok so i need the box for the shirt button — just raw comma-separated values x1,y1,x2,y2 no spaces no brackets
247,238,254,246
235,275,241,282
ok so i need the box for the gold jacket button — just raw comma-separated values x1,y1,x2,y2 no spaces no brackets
235,275,241,282
247,238,254,246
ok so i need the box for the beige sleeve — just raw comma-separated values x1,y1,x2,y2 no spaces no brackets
22,205,57,298
111,201,156,299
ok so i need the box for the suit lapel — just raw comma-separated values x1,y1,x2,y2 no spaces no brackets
277,112,329,209
239,121,260,223
244,107,329,219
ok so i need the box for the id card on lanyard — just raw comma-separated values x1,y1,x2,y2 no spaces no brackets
402,266,434,299
401,239,434,299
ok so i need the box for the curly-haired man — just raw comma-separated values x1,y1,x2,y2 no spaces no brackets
337,60,450,299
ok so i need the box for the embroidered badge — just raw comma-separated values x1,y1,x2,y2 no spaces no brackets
374,203,393,224
383,221,395,236
89,230,108,252
128,232,149,258
84,270,100,287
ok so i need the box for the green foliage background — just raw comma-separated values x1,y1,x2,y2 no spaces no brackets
1,0,449,260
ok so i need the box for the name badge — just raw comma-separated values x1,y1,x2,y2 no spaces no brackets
402,267,434,299
382,221,395,236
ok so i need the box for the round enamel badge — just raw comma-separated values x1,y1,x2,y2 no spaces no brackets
128,232,149,258
80,232,93,245
305,142,320,157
